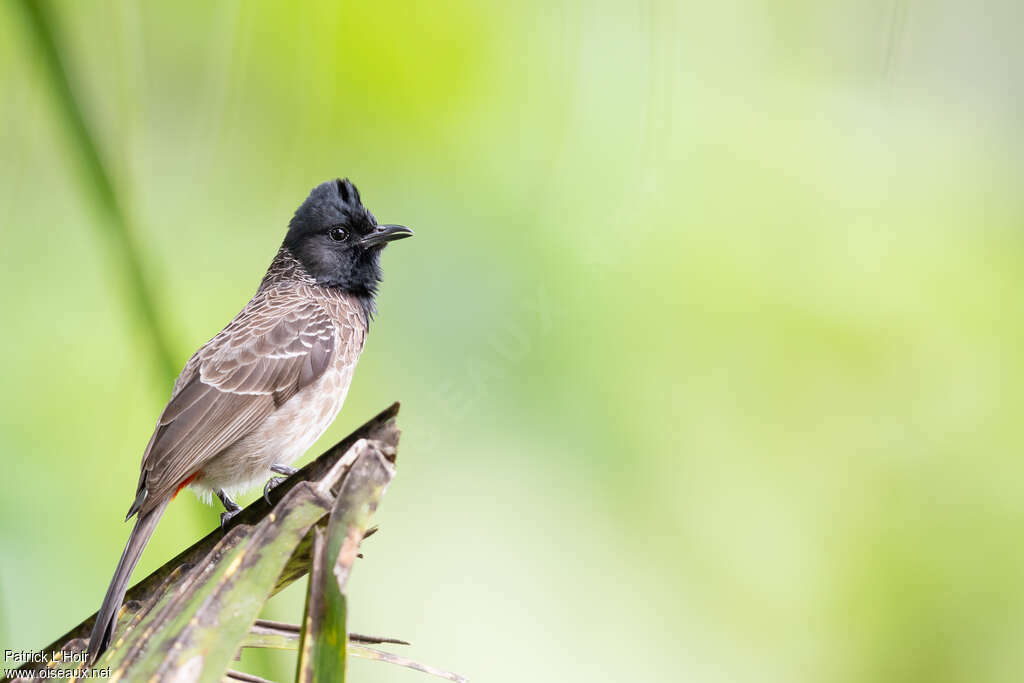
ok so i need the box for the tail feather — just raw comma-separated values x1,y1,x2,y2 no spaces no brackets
87,498,169,663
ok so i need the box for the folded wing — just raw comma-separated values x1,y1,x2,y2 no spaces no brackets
128,286,335,517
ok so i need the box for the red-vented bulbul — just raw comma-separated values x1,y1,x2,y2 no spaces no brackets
87,178,412,661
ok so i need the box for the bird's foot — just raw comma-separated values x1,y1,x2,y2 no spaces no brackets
217,488,242,530
263,477,287,504
263,464,298,505
220,508,241,529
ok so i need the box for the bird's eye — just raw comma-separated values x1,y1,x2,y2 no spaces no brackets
328,227,348,242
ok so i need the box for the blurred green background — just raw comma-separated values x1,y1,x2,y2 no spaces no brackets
1,1,1023,681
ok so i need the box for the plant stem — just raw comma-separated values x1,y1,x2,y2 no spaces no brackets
14,0,179,385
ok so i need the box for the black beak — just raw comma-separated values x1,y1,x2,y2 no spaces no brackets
361,224,413,248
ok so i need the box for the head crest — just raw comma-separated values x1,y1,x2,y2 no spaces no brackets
336,178,361,205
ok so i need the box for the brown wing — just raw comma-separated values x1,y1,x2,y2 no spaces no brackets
129,285,335,516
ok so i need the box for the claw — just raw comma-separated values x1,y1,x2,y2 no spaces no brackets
263,476,288,505
220,508,240,530
264,464,298,504
216,488,242,530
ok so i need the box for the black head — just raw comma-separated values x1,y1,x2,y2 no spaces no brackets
284,179,412,298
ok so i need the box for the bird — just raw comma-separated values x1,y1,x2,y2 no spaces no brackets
86,178,412,662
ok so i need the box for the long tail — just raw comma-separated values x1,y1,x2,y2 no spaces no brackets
87,498,170,663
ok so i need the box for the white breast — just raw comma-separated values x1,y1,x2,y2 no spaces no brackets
189,358,357,503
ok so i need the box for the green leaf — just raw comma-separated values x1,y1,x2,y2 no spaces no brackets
347,645,469,683
296,439,396,683
100,468,344,681
3,405,400,683
242,621,467,682
295,527,331,683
